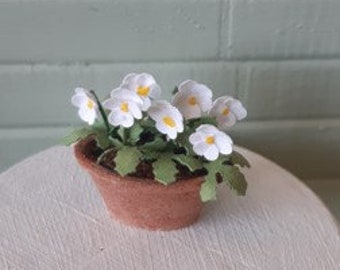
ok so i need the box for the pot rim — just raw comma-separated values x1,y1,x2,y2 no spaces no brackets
73,136,204,190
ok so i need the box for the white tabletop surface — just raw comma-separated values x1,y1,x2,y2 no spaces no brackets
0,146,339,270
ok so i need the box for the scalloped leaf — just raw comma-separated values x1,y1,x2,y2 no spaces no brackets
152,155,178,185
220,165,247,196
203,159,247,198
173,155,203,172
230,151,251,168
141,136,167,151
128,123,143,144
61,127,95,146
142,151,159,161
188,116,217,129
200,171,217,202
108,135,124,149
95,129,112,149
114,147,142,176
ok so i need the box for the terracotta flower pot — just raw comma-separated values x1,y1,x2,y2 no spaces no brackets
74,137,204,230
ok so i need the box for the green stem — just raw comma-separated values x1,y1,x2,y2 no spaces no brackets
123,128,128,144
90,90,110,134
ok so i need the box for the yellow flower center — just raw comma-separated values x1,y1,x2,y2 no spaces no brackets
120,102,129,112
222,107,230,116
163,116,176,128
87,99,95,109
205,136,215,145
137,85,150,97
188,96,198,106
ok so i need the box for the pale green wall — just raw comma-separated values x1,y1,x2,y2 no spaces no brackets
1,0,340,181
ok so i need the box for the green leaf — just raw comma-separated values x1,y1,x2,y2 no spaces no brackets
140,136,167,151
117,127,126,142
108,136,124,148
187,116,217,129
202,159,248,198
128,123,143,144
140,117,155,128
172,155,203,172
200,171,217,202
220,165,247,196
142,151,159,161
95,128,112,149
152,155,178,185
61,127,95,146
114,146,142,176
230,151,251,168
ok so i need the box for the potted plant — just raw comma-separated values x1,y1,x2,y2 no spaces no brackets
63,73,250,230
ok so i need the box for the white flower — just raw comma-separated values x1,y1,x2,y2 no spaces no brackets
103,88,143,128
71,88,98,125
189,124,233,161
209,96,247,128
172,80,213,120
148,100,184,139
121,73,161,111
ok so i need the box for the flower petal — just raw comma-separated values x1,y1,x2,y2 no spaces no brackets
102,98,120,110
209,96,233,117
181,104,201,119
216,113,237,128
128,101,143,119
196,124,219,135
78,107,97,125
149,84,161,99
121,114,134,128
230,99,247,120
194,85,213,112
108,111,134,127
136,73,156,86
141,97,151,111
193,142,210,156
148,100,174,121
203,145,219,161
178,80,197,93
122,73,137,84
189,132,203,144
167,128,178,139
215,132,233,155
111,88,143,105
155,121,169,135
71,94,87,107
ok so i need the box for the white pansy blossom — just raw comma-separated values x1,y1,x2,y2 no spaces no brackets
209,96,247,128
148,100,184,139
71,87,98,125
103,88,143,128
172,80,213,120
121,73,161,111
189,124,233,161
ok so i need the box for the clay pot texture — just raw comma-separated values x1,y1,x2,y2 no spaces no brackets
74,137,204,231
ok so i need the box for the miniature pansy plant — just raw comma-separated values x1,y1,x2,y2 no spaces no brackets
121,73,161,111
189,124,233,161
64,73,250,201
103,88,143,128
71,88,98,125
209,96,247,129
148,100,184,139
172,80,213,119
